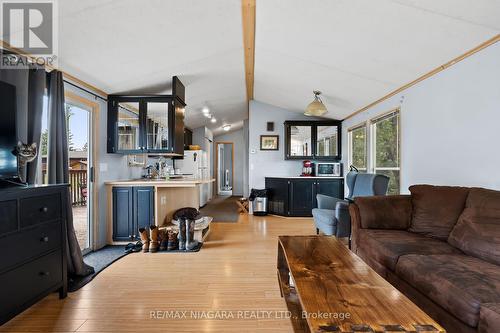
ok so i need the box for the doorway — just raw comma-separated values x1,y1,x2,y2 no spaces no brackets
215,142,233,196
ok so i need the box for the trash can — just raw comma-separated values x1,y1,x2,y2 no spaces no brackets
249,188,268,216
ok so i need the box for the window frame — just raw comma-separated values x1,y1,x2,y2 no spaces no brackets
370,108,401,194
347,122,368,172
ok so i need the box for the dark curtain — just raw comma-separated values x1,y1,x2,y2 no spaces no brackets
0,51,44,184
47,70,94,277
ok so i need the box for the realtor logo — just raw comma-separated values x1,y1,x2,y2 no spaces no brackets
1,0,57,67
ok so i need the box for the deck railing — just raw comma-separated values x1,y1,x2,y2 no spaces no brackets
42,169,87,206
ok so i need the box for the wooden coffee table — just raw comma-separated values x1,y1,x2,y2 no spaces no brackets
277,236,445,333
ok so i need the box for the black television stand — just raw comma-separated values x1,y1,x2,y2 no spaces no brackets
0,178,28,188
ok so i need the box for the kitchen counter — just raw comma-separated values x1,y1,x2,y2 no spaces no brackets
105,178,215,187
265,176,344,179
105,178,215,244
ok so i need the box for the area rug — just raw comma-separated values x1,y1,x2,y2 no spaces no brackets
200,196,241,222
68,245,130,292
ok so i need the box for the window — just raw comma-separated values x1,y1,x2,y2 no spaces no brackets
371,110,400,195
348,124,367,172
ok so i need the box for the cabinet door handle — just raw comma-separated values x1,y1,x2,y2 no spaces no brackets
40,236,49,242
40,207,48,213
39,271,50,277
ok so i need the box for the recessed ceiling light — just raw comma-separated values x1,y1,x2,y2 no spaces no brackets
222,124,231,131
205,113,212,118
202,107,209,114
210,117,217,123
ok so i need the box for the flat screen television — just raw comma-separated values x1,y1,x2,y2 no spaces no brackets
0,80,18,179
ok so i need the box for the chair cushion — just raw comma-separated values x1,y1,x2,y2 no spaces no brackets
312,208,337,235
396,254,500,328
409,185,470,240
479,303,500,333
448,188,500,265
357,230,461,271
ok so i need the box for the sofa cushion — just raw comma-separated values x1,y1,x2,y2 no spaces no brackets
355,195,412,230
396,254,500,328
409,185,469,240
357,230,461,271
448,188,500,265
479,303,500,333
312,208,336,235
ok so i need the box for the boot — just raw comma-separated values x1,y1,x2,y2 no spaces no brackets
149,226,159,253
185,219,200,251
159,229,168,251
178,219,186,250
138,228,150,253
167,230,178,251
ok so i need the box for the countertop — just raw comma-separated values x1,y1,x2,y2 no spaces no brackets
105,178,215,187
265,176,344,179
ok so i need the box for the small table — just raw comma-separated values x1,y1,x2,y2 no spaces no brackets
277,236,445,333
236,197,249,214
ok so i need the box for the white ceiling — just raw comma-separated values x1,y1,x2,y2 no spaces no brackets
57,0,247,135
254,0,500,119
56,0,500,134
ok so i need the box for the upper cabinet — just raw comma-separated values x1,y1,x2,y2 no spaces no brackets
107,77,186,155
284,120,341,160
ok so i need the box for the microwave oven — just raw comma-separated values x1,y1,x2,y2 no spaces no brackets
315,163,342,177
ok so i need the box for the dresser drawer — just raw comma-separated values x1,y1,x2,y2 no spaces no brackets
0,222,62,273
20,194,62,227
0,249,62,316
0,200,18,236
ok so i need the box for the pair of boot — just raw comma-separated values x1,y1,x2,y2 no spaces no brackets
177,218,200,251
138,226,159,253
159,230,178,251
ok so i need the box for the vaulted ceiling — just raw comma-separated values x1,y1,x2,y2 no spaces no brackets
57,0,500,134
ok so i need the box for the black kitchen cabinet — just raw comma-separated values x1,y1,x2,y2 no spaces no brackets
284,120,342,161
112,186,154,241
289,179,316,216
265,177,344,217
107,76,185,155
184,128,193,148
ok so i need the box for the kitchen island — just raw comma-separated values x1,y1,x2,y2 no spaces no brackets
105,178,215,244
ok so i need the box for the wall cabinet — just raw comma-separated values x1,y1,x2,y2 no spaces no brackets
284,120,342,161
112,186,154,241
265,177,344,217
107,77,186,155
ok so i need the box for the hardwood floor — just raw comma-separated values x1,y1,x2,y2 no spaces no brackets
1,214,314,332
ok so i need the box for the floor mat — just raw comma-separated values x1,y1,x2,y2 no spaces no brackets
68,245,129,292
200,196,241,222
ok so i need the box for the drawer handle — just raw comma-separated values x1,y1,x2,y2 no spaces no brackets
40,207,48,213
40,236,49,242
39,271,50,277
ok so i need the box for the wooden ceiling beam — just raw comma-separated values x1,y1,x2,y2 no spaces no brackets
242,0,256,103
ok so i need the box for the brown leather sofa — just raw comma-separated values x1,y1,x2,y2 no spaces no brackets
349,185,500,333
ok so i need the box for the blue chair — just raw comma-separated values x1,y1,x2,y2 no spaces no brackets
312,167,389,243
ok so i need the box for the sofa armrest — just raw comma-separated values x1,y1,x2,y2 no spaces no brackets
316,194,344,210
349,195,412,251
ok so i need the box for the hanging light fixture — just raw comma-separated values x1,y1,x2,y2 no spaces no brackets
304,90,327,116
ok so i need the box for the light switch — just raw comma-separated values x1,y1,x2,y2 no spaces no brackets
161,196,167,205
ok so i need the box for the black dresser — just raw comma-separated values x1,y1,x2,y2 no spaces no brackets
0,184,68,325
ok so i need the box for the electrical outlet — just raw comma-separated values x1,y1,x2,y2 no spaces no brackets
161,196,167,205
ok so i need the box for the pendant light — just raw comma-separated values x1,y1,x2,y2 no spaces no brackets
304,90,327,116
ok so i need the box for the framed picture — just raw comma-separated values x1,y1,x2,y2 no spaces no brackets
260,135,279,151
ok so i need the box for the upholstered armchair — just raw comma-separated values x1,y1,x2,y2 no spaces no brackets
312,168,390,241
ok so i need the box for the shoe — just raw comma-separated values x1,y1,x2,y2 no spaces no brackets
167,230,178,251
185,219,201,251
159,229,168,251
138,228,150,253
150,225,159,253
178,219,186,250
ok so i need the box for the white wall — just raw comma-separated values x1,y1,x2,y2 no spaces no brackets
248,101,322,190
342,42,500,193
64,83,143,249
214,128,246,196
